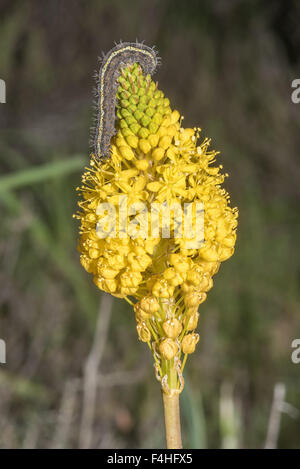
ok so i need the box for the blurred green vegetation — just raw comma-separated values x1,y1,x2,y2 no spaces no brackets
0,0,299,449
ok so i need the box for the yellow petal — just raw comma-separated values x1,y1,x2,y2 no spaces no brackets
147,181,161,192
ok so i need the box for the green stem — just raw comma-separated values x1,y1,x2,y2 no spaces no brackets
162,392,182,449
181,353,188,373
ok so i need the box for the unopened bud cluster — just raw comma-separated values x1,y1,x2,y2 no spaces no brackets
134,292,202,390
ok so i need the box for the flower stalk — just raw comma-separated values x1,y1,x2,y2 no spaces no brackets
75,42,238,448
162,392,182,449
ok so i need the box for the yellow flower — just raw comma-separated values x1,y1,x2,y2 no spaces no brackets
184,312,200,331
163,318,183,339
75,57,238,394
147,166,188,203
109,175,148,206
159,338,178,360
182,333,200,354
139,295,160,315
136,322,151,342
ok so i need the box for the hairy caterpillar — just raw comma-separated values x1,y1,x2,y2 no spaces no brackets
93,41,159,160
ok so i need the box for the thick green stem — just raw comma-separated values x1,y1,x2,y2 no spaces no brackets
169,362,177,389
162,392,182,449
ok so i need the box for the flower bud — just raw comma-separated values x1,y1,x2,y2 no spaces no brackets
185,306,198,316
93,276,117,293
186,266,204,285
152,148,165,161
202,261,220,276
135,159,149,170
184,312,199,331
182,333,200,354
126,135,139,148
139,295,160,314
148,134,159,147
170,253,190,274
139,139,151,154
120,270,142,288
184,290,206,308
197,273,213,292
162,318,182,339
152,279,174,298
134,304,151,321
136,322,151,342
170,109,180,124
159,135,172,150
163,267,183,287
159,338,178,360
119,145,134,160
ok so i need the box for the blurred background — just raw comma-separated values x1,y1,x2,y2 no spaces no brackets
0,0,300,449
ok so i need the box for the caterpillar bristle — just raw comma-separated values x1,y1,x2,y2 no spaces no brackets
91,41,159,161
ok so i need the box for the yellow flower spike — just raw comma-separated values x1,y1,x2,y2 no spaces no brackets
76,42,238,449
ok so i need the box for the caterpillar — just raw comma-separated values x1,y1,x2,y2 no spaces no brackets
93,41,159,160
